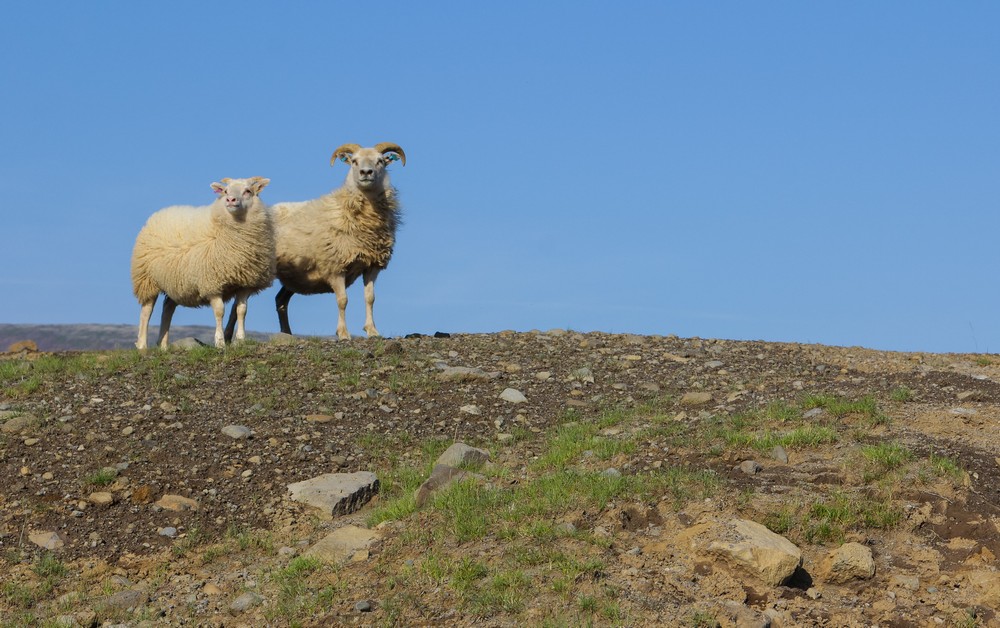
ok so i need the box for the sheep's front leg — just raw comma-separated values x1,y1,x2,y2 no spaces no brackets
211,296,226,348
136,295,158,350
362,267,381,337
331,274,350,340
156,296,177,349
232,291,249,343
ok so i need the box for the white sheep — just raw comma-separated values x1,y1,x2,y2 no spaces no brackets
131,177,275,349
228,143,404,341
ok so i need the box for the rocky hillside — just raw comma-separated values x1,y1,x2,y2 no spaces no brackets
2,331,1000,626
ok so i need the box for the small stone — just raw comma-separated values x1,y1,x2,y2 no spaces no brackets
571,367,595,384
355,600,374,612
459,404,481,415
222,425,252,439
230,591,263,613
305,414,334,424
803,408,825,419
740,460,763,475
556,522,577,535
287,472,380,516
2,414,38,433
806,587,822,600
436,443,490,468
156,495,199,512
29,531,65,550
535,371,552,380
23,438,40,446
89,492,114,506
158,527,177,538
499,388,527,404
203,583,223,596
121,426,134,436
679,392,713,407
104,589,147,610
159,402,178,413
42,472,54,480
771,446,789,464
497,433,515,444
601,468,622,478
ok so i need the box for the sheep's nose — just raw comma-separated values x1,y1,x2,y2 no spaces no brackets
359,168,374,177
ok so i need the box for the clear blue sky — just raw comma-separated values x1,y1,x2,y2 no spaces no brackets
1,3,997,353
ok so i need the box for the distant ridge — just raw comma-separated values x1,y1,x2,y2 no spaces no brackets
0,324,273,352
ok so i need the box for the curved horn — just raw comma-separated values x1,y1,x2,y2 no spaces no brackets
375,142,406,166
220,178,232,184
330,143,362,166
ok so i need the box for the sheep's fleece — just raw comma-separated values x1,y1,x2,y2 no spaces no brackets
131,177,275,348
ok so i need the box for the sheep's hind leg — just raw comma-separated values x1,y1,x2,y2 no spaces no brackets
276,286,294,335
362,267,381,337
136,295,158,350
223,303,238,345
331,274,350,340
210,296,226,348
156,296,177,349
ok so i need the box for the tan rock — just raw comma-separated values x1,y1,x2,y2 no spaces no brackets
156,495,199,512
680,392,713,407
89,492,114,506
29,531,66,550
304,525,379,564
691,518,802,586
818,542,876,584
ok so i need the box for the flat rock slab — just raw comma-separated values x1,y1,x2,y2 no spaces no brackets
287,471,379,516
304,525,379,564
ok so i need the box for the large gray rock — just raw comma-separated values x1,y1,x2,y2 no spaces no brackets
287,471,379,516
817,542,875,584
1,413,38,434
304,525,379,564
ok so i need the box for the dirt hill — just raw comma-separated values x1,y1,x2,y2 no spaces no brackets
2,331,999,626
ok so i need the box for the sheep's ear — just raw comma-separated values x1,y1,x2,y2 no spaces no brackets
210,182,226,195
250,177,271,193
386,153,401,164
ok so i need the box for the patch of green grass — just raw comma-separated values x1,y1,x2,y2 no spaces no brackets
33,552,67,579
890,386,914,402
85,468,118,487
928,453,966,484
467,569,530,617
801,393,888,426
973,355,995,367
267,555,329,624
860,441,913,481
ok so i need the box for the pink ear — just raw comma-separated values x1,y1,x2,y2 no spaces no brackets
211,183,226,194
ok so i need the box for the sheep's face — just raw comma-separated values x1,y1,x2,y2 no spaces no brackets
210,177,270,214
336,148,402,191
